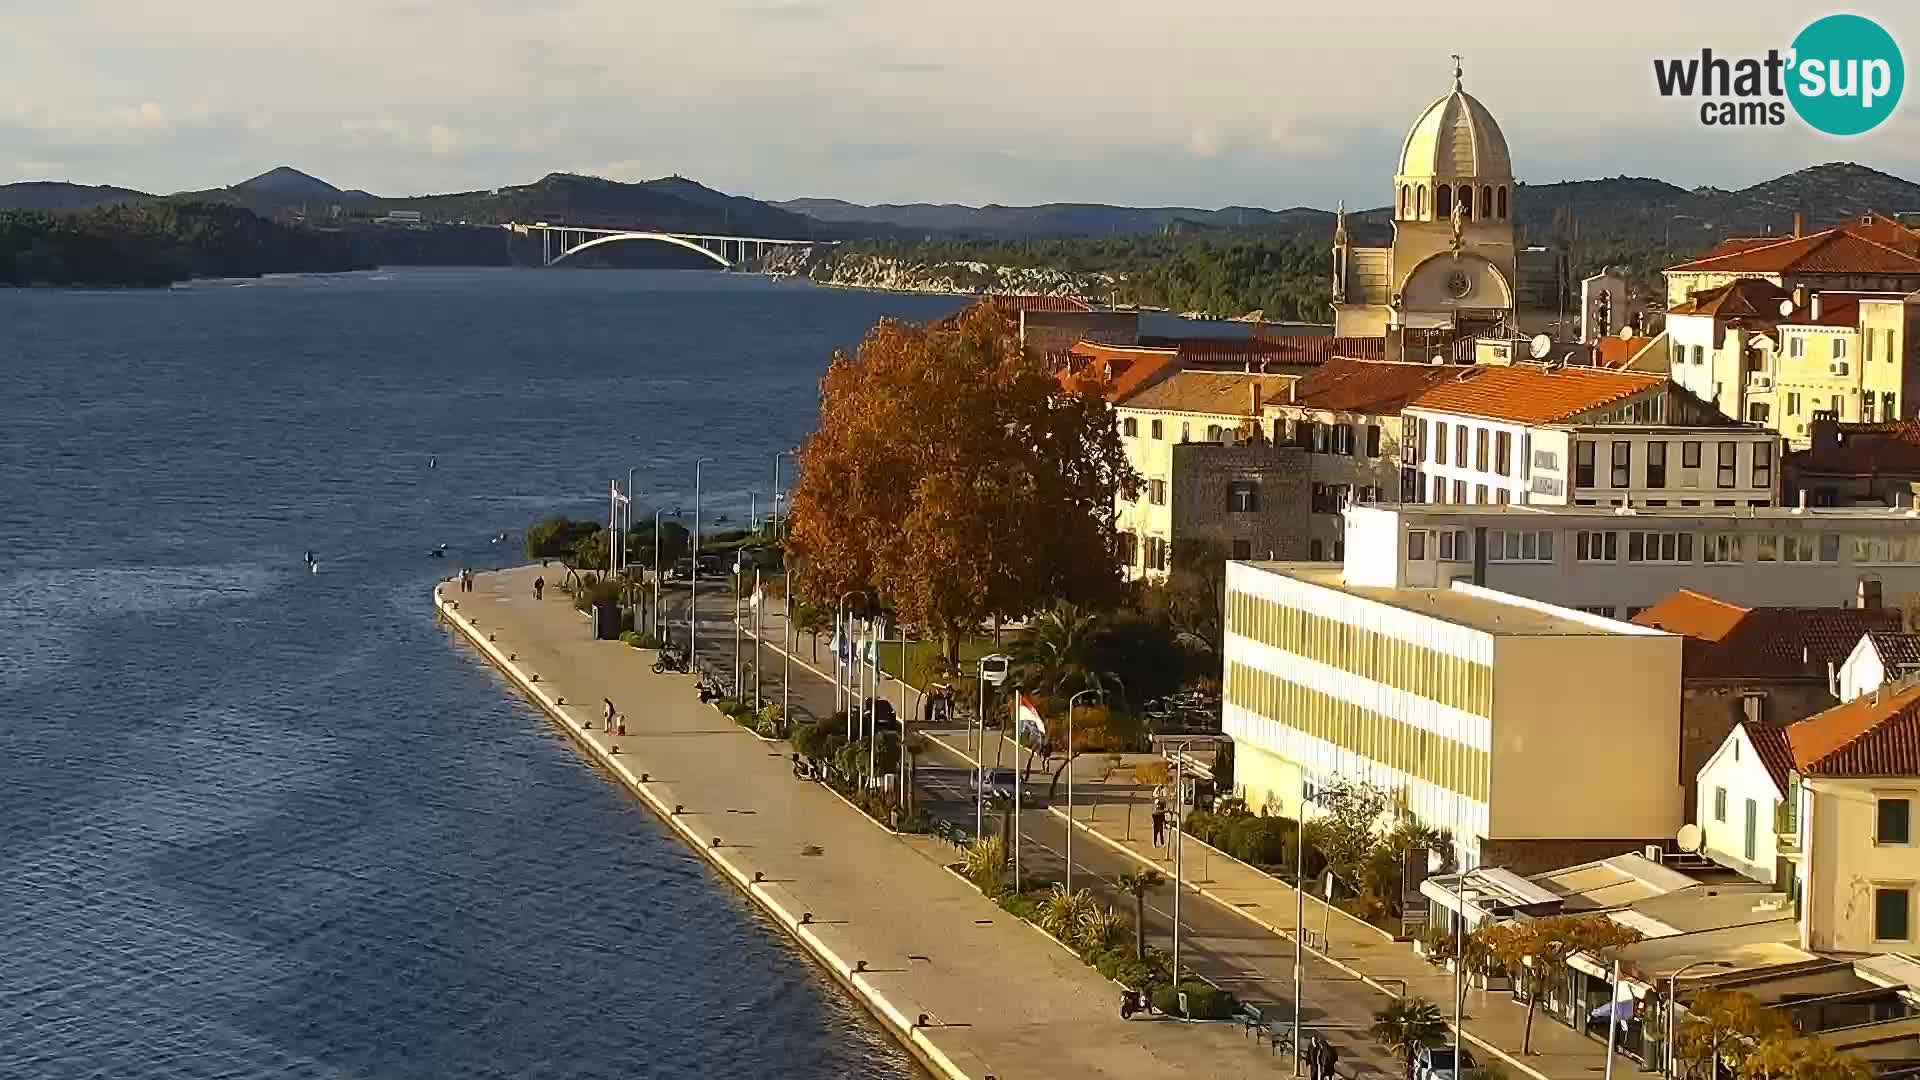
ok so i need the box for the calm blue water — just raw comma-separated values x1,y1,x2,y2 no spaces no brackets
0,269,961,1079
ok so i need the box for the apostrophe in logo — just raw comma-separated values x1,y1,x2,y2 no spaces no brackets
1787,14,1903,135
1652,13,1903,135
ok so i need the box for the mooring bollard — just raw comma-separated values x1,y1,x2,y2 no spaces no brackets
710,837,722,848
854,960,868,973
800,912,813,925
752,871,764,883
673,804,684,815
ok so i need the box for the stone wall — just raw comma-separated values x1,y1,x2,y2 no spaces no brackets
1170,443,1311,561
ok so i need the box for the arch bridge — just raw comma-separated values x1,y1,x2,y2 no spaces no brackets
506,222,825,270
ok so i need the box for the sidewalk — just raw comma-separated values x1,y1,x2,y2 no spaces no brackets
740,598,1634,1080
440,566,1290,1080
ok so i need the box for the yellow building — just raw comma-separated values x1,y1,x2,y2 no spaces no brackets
1222,560,1684,871
1332,62,1520,354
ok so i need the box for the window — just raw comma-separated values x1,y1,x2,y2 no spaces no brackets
1452,479,1466,504
1123,417,1138,437
1833,394,1844,417
1865,394,1878,423
1886,392,1899,420
1228,481,1258,513
1309,539,1324,561
1575,441,1596,487
1458,184,1473,220
1778,533,1838,563
1435,422,1448,464
1494,431,1511,476
1704,533,1746,563
1118,532,1138,565
1692,345,1705,366
1143,536,1168,571
1437,529,1470,562
1480,185,1492,219
1475,429,1489,471
1497,186,1508,219
1436,183,1452,218
1576,530,1619,562
1718,442,1738,488
1148,479,1166,505
1310,423,1328,453
1744,798,1759,861
1398,185,1408,217
1787,392,1802,417
1231,539,1252,560
1206,424,1224,442
1416,185,1425,218
1789,335,1806,359
1455,425,1467,467
1646,441,1667,488
1628,531,1694,563
1419,419,1431,462
1756,534,1780,562
1430,475,1446,503
1331,424,1355,456
1749,403,1772,423
1485,529,1554,562
1714,786,1728,822
1880,798,1912,845
1835,337,1850,360
1181,421,1191,442
1496,488,1510,505
1611,442,1631,488
1150,419,1163,440
1754,442,1773,490
1877,887,1911,942
1407,530,1428,560
1683,441,1702,469
1472,484,1486,504
1366,425,1382,458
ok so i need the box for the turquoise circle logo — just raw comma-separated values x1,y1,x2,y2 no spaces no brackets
1788,14,1904,135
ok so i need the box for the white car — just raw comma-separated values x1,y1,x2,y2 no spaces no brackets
1415,1044,1478,1080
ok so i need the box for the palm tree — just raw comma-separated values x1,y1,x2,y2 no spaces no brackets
1116,870,1165,961
1371,996,1449,1080
1008,602,1122,701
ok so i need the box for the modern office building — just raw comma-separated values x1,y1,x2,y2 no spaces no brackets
1222,560,1683,870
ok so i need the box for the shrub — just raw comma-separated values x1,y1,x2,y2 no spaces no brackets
620,630,643,647
961,836,1007,894
1151,980,1238,1020
995,891,1043,924
525,515,598,560
1038,884,1100,943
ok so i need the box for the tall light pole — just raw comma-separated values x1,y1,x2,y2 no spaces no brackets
1453,864,1488,1058
773,448,797,541
976,655,1011,840
625,465,641,572
652,507,680,644
691,457,715,672
1666,960,1733,1077
836,590,864,738
752,567,763,711
1065,689,1102,896
1150,733,1227,1007
782,561,797,727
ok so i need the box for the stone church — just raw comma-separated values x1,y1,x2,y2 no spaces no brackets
1331,64,1525,360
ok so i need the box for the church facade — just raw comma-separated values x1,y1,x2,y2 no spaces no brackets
1332,65,1521,360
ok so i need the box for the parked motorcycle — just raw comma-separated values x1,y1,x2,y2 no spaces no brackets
1119,988,1150,1020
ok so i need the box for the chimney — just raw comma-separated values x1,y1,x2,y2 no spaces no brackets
1250,381,1264,416
1811,292,1823,321
1793,284,1808,311
1794,210,1806,238
1288,381,1297,405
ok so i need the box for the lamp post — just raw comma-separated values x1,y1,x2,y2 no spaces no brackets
1453,865,1490,1059
782,561,797,727
691,457,715,672
772,448,796,540
1603,957,1624,1080
625,465,642,572
1065,689,1102,896
1151,734,1228,1008
1666,960,1733,1077
1290,773,1334,1076
836,591,864,738
652,507,680,643
976,655,1010,840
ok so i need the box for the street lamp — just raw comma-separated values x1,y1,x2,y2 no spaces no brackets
653,507,681,643
1666,960,1733,1077
1290,773,1335,1075
1452,865,1493,1057
837,590,866,738
1065,688,1102,896
772,448,797,540
1151,733,1229,1009
625,465,642,571
976,655,1011,840
691,457,715,673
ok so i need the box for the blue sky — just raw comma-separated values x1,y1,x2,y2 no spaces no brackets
2,0,1916,207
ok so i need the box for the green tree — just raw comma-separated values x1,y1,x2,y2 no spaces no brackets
1371,996,1450,1080
1008,602,1123,699
1482,916,1644,1054
1677,990,1795,1080
1116,870,1165,962
1740,1035,1870,1080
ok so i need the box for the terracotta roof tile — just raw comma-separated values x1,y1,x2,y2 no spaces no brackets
1870,632,1920,669
1668,279,1793,318
989,294,1093,313
1786,681,1920,777
1786,420,1920,476
1120,370,1298,417
1056,341,1181,403
1136,335,1385,367
1269,358,1465,415
1408,363,1666,425
1668,228,1920,276
1630,588,1903,680
1780,293,1862,328
1743,721,1797,793
1594,336,1658,369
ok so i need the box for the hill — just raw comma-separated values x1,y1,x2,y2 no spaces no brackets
231,166,347,200
773,197,1341,237
383,172,823,237
0,181,151,212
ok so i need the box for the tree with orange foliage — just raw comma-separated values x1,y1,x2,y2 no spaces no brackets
785,302,1136,666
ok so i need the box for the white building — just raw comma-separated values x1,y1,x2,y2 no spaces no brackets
1223,561,1683,870
1344,502,1920,619
1694,721,1794,885
1402,362,1780,509
1839,631,1920,702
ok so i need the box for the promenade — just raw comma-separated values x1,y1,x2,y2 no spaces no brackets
436,565,1291,1080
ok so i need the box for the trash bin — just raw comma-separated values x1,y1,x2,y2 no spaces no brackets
591,602,621,640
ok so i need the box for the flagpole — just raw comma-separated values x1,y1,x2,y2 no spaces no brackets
1013,690,1022,891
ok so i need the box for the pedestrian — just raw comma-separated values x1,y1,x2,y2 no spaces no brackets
1319,1037,1340,1080
533,576,545,601
1151,801,1168,847
1306,1035,1323,1080
603,698,616,731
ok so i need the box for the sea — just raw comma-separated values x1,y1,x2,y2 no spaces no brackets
0,268,966,1079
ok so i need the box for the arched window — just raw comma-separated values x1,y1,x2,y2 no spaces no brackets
1399,185,1408,218
1435,184,1451,218
1497,186,1508,219
1416,185,1426,218
1458,184,1473,221
1481,186,1493,219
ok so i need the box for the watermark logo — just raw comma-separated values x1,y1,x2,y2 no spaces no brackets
1653,13,1903,135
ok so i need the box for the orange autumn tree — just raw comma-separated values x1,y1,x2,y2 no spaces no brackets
786,302,1136,667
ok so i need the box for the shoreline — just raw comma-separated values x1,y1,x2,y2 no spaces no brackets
432,580,966,1080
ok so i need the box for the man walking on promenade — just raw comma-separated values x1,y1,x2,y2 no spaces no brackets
1151,799,1168,848
533,576,545,601
1318,1036,1340,1080
603,698,616,731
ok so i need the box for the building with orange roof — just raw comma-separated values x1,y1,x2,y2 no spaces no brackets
1113,370,1310,580
1631,588,1902,837
1664,214,1920,309
1400,363,1779,508
1787,417,1920,508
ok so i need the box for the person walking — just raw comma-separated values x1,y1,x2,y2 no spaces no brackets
602,698,616,732
1151,799,1168,848
1318,1036,1340,1080
533,576,545,601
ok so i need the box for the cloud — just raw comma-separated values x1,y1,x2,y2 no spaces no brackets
119,101,169,131
425,123,463,157
736,1,832,20
1186,127,1223,159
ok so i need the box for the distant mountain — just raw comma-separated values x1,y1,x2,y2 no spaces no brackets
383,172,823,238
231,166,345,200
774,197,1338,237
0,181,150,212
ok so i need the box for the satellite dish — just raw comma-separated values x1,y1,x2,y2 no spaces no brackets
1779,299,1796,317
1529,333,1553,359
1676,823,1703,855
1618,325,1636,340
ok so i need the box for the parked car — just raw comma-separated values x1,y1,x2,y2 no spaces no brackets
696,554,725,576
668,558,694,581
1415,1044,1477,1080
968,768,1035,803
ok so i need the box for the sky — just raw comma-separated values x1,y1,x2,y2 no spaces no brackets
3,0,1918,209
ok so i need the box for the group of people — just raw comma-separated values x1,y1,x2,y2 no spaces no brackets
601,698,625,735
1304,1034,1341,1080
455,568,475,592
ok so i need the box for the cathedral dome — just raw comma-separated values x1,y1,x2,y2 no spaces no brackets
1396,69,1511,181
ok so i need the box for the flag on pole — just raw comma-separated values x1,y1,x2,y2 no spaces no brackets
1016,692,1046,742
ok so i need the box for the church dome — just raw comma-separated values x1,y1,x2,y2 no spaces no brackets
1396,69,1511,181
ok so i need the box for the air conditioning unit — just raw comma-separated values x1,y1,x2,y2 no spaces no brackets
1831,362,1850,376
1644,843,1666,862
1748,373,1774,390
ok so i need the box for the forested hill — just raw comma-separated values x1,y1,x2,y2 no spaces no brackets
0,202,370,286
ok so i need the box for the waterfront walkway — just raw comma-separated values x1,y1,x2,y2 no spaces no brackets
437,565,1291,1080
731,597,1638,1080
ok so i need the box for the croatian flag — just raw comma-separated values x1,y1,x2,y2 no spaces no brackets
1016,692,1047,743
